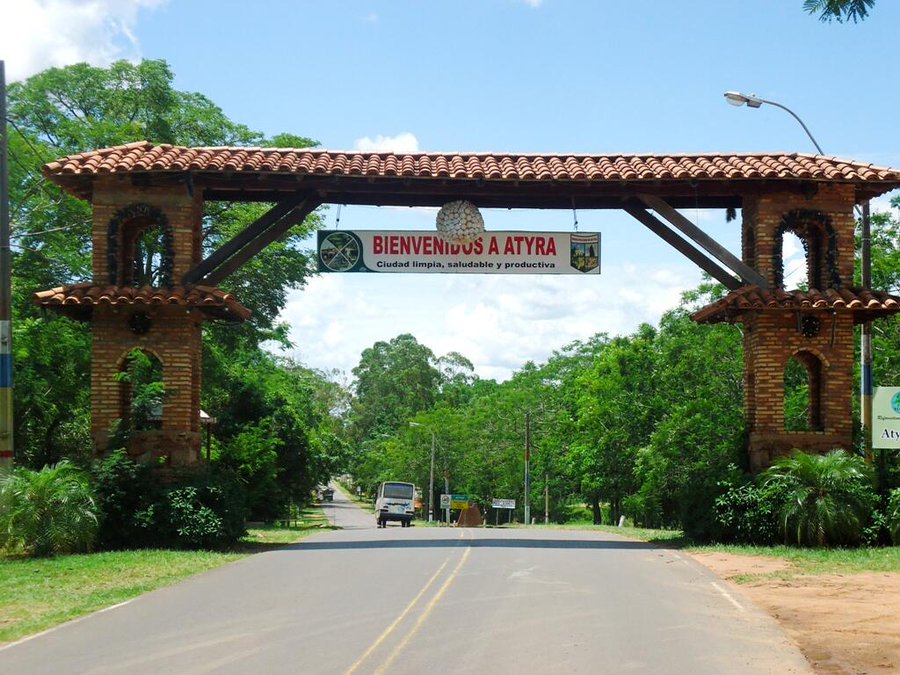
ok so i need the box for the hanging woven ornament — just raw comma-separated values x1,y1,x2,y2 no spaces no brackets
435,200,484,244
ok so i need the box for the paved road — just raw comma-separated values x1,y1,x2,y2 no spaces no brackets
0,486,811,674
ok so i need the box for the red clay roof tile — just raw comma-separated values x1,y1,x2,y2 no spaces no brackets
33,284,250,322
692,286,900,324
42,143,900,204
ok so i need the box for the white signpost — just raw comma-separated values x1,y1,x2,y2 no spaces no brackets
873,386,900,449
491,498,516,526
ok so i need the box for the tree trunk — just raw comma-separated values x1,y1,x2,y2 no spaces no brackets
590,492,602,525
610,498,621,525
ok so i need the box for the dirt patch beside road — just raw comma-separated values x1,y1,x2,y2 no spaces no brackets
690,551,900,674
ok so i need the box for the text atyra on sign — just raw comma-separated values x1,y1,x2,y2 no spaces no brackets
873,386,900,449
317,230,600,275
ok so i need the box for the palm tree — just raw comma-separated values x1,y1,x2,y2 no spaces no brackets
763,450,874,547
804,0,875,23
0,461,99,556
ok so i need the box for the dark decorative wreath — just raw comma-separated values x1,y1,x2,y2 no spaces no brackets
128,312,153,335
772,209,841,289
107,203,175,287
799,315,821,338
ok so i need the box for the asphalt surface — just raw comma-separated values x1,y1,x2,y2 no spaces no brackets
0,486,812,674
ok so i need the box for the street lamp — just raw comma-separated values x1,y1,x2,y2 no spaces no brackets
409,422,435,522
723,91,825,155
724,90,873,461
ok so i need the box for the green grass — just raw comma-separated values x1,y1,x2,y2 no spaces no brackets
525,519,900,577
685,543,900,577
0,519,330,645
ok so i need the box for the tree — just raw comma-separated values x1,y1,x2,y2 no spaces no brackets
804,0,875,23
763,450,875,546
7,59,325,470
572,329,655,524
350,334,441,444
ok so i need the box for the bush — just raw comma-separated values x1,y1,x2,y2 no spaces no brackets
714,480,777,545
763,450,876,547
0,461,98,556
163,485,237,549
888,489,900,545
91,451,158,550
92,453,246,550
214,423,284,522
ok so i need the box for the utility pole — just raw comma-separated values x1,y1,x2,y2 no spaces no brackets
0,61,13,467
861,201,873,463
544,472,549,524
524,411,531,526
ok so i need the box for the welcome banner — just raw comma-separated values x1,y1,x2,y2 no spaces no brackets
317,230,600,275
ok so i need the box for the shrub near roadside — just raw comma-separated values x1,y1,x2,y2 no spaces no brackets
0,461,98,557
91,452,247,550
763,450,876,548
888,488,900,545
713,479,778,545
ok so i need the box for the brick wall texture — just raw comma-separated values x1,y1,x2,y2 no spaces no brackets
89,180,206,465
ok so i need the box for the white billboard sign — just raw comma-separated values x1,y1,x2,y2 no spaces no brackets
318,230,600,275
873,386,900,449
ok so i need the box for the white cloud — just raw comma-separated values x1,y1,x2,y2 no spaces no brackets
0,0,166,82
278,262,699,382
522,0,544,7
354,132,420,153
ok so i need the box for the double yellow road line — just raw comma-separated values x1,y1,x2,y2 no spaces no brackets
346,532,472,674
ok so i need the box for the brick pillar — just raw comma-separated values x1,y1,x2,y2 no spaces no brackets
741,186,857,471
91,305,204,465
89,180,205,464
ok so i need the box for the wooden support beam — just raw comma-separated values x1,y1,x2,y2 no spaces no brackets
200,195,322,287
636,193,768,289
623,206,742,291
182,193,310,285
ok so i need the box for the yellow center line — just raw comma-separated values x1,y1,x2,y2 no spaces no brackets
373,543,472,675
345,531,467,675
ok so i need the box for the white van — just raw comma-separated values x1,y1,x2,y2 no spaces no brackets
375,481,416,528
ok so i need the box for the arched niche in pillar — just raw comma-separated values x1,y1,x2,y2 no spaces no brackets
773,209,841,290
106,203,175,287
783,348,827,433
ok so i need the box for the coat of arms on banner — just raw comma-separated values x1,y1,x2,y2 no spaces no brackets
570,233,600,273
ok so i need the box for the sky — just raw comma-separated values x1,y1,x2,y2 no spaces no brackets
3,0,900,381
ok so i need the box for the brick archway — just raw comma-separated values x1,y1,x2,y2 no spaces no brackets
35,143,900,467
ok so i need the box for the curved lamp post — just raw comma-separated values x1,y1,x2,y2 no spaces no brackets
723,91,825,155
409,422,435,522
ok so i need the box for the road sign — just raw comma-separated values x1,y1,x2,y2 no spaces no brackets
492,498,516,510
440,494,469,509
874,386,900,448
451,495,469,510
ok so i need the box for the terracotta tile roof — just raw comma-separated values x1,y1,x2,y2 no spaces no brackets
33,283,251,322
692,286,900,324
42,142,900,205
